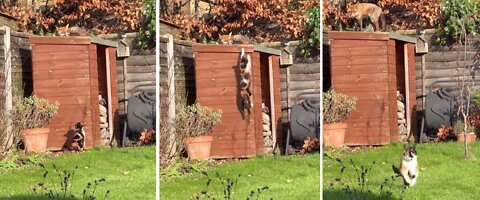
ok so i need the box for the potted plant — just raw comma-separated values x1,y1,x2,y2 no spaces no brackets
322,90,357,147
14,95,59,153
176,103,222,161
453,120,476,143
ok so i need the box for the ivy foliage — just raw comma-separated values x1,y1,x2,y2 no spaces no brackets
301,4,320,58
436,0,480,45
138,0,156,49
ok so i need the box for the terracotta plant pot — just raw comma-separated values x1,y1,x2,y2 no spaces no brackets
184,135,213,161
323,123,347,148
456,133,476,143
21,128,50,153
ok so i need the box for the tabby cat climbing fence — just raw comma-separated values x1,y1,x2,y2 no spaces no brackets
192,44,282,158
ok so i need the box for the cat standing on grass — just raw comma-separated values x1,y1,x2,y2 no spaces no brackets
392,143,419,187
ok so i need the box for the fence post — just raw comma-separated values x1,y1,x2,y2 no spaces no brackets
2,26,12,149
166,34,176,157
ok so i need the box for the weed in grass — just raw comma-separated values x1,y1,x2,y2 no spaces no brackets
0,151,53,173
32,163,110,199
160,158,214,182
194,172,272,200
328,158,406,200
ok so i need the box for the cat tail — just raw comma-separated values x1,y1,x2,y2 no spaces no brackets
392,165,401,176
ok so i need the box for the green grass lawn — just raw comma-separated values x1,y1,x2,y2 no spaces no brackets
160,154,320,200
323,142,480,200
0,146,155,200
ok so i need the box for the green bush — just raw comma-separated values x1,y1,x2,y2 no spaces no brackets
322,90,357,124
300,4,320,57
13,95,59,129
436,0,480,44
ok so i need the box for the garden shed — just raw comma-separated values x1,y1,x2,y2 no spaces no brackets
192,44,282,158
29,36,119,150
326,31,417,145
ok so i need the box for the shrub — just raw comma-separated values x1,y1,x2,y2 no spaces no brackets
13,95,59,129
176,103,222,138
160,103,222,168
0,95,59,160
322,90,357,124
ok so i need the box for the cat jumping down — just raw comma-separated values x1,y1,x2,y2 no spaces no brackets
239,48,253,115
392,143,419,187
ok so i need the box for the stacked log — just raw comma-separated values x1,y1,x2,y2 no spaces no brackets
397,91,408,141
262,103,274,154
99,95,110,146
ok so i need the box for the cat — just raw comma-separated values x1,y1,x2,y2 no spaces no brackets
72,122,86,151
55,24,90,36
239,48,253,114
219,32,252,44
392,143,419,187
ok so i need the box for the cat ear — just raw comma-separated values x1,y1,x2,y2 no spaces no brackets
228,32,232,37
66,24,69,28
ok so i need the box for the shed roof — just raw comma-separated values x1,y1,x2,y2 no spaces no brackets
325,31,416,44
29,36,117,48
192,44,280,55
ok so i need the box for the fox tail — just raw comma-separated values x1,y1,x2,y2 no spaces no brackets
379,12,386,31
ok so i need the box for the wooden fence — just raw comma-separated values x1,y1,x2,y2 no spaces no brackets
159,35,195,124
399,29,480,112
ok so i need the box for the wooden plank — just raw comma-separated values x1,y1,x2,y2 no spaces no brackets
347,109,390,119
34,86,91,97
346,119,390,128
344,136,390,145
195,69,237,79
32,60,90,71
34,78,91,88
196,87,238,96
211,139,256,150
331,73,389,84
330,64,389,74
33,68,91,80
347,127,391,137
330,56,388,66
196,77,237,88
32,44,88,53
29,36,91,45
192,45,254,53
332,82,389,92
330,39,387,48
32,51,89,62
33,96,92,105
328,31,389,41
195,60,240,69
330,46,388,57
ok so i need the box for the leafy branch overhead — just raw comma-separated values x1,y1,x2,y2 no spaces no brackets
1,0,145,35
323,0,442,31
163,0,319,43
